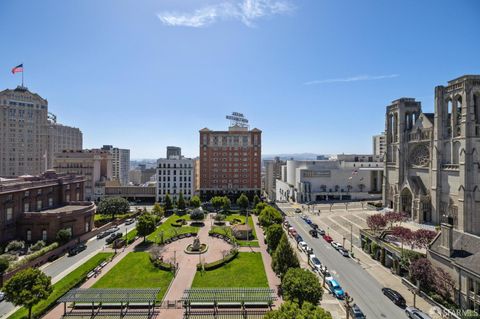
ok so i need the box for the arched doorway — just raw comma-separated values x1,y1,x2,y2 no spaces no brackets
400,188,413,217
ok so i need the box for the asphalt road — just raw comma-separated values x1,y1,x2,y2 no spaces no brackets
287,215,408,319
0,221,137,318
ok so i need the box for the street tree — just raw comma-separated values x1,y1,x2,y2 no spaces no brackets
164,193,173,210
413,229,437,249
366,214,387,235
3,268,52,319
409,257,434,291
265,224,283,252
151,202,164,219
254,202,267,215
96,196,130,220
434,267,455,301
282,268,323,306
136,213,156,241
210,196,224,212
264,301,332,319
178,192,186,210
259,206,283,227
56,228,72,244
222,197,231,211
391,226,413,254
190,195,201,208
272,234,300,278
236,193,249,212
384,212,408,229
253,194,260,208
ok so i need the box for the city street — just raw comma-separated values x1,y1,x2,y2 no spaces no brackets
0,220,137,318
287,214,407,319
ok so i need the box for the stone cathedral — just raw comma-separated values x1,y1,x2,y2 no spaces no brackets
383,75,480,236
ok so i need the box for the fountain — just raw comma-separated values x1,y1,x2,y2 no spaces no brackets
185,236,208,254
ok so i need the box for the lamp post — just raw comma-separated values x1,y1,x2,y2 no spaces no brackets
322,267,328,288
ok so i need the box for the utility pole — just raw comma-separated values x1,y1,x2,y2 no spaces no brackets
350,223,353,252
344,293,354,319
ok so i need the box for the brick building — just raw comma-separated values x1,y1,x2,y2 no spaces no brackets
0,170,95,244
199,125,261,200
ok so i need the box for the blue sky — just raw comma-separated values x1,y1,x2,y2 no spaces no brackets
1,0,479,159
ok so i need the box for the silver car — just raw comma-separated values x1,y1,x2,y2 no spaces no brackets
0,291,5,302
405,307,431,319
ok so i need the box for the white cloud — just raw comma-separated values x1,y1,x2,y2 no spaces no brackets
157,0,294,28
304,74,400,85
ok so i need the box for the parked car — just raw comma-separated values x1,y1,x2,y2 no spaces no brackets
283,221,291,228
288,227,297,237
295,235,303,243
309,255,322,272
68,243,87,257
323,235,333,243
310,223,319,229
338,248,350,257
0,291,4,302
318,228,326,236
106,233,122,245
298,241,308,251
125,218,135,225
405,307,432,319
309,229,318,238
382,287,406,308
305,219,312,225
97,231,108,239
326,277,345,299
47,254,59,262
109,226,120,233
294,208,302,213
331,242,343,250
350,304,366,319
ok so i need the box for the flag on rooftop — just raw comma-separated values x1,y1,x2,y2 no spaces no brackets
11,64,23,74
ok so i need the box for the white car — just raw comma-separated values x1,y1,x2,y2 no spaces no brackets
309,255,322,272
331,242,343,250
0,291,5,302
298,241,308,252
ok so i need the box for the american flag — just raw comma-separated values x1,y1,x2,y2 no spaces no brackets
11,64,23,74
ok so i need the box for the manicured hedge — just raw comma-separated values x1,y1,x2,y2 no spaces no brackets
8,242,59,271
196,249,238,271
8,252,113,319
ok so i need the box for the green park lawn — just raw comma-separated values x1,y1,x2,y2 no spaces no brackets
211,213,259,247
93,252,173,301
147,214,199,243
9,252,113,319
192,252,268,288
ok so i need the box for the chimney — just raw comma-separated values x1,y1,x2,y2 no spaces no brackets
439,216,454,257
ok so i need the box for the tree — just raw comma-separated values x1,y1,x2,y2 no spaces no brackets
164,193,173,210
56,228,72,244
391,226,413,254
151,202,164,219
190,208,205,221
222,197,231,211
265,224,283,252
272,234,300,279
409,258,434,291
237,193,249,212
177,192,186,210
136,213,156,241
282,268,322,306
255,202,267,215
259,206,283,228
253,195,260,208
264,301,332,319
434,267,455,301
96,197,130,220
366,214,387,234
211,196,224,212
190,195,201,208
3,268,52,319
384,212,408,229
0,257,9,275
413,229,437,249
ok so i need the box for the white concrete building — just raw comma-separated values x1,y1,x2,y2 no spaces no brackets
276,154,383,203
102,145,130,186
155,147,195,203
372,133,386,157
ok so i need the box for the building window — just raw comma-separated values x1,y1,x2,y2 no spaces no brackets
26,229,32,241
48,197,53,207
37,200,42,210
66,194,70,202
6,207,13,221
24,202,29,212
76,192,80,201
42,229,47,241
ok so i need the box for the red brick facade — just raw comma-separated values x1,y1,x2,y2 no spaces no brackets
0,170,95,243
199,126,261,200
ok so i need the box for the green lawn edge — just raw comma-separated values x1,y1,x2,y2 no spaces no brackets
8,252,114,319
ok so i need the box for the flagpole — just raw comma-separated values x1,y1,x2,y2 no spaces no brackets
22,64,24,87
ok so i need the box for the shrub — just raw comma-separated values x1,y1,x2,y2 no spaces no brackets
190,209,205,221
30,241,46,252
9,243,59,270
6,241,25,252
56,229,72,244
197,249,239,271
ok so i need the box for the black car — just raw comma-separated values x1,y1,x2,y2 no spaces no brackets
295,235,303,243
97,231,108,239
309,229,318,238
310,223,319,229
382,287,406,308
350,304,366,319
106,233,122,245
68,243,87,257
318,229,326,236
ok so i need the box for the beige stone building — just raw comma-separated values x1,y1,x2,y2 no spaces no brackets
0,86,82,177
264,157,285,201
53,149,113,201
382,75,480,311
372,132,386,158
101,145,130,186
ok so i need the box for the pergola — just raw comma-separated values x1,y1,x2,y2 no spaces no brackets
181,288,276,318
58,288,160,318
